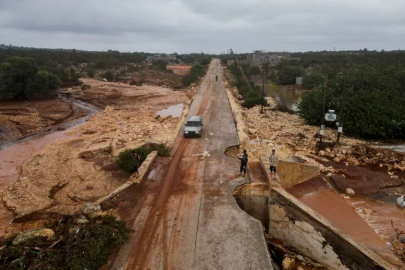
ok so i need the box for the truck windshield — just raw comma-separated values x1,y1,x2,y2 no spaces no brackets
186,121,200,127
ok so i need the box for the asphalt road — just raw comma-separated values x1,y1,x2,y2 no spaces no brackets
112,59,272,270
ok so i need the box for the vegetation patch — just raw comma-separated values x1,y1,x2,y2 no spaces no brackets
115,143,170,173
227,65,269,109
181,64,207,87
0,215,130,270
0,56,61,100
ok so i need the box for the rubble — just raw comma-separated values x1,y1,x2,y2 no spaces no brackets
83,203,101,219
12,228,55,245
223,85,364,162
345,188,355,195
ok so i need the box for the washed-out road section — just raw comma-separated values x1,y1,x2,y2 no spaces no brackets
112,60,272,270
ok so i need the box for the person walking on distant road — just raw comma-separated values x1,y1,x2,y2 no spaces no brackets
215,75,218,81
269,149,278,179
238,150,248,177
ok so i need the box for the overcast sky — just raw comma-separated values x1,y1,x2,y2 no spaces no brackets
1,0,405,54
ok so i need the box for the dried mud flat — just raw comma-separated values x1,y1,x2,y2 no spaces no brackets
0,80,194,236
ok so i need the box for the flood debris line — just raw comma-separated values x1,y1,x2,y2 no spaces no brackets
0,212,129,270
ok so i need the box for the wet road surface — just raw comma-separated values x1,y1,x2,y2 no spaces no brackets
112,60,272,270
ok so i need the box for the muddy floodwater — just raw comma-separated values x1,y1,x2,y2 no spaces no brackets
157,103,184,118
0,98,99,237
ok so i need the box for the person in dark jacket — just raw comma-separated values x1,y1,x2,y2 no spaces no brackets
238,150,248,176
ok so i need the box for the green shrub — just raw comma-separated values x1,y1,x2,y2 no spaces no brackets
199,57,211,65
301,72,324,89
115,143,170,173
0,56,61,100
152,60,168,71
278,65,305,85
115,149,139,173
181,64,207,87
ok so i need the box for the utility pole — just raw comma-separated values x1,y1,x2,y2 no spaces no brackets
319,75,328,148
336,73,347,144
261,69,265,113
229,48,252,91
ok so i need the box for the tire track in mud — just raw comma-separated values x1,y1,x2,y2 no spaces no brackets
126,66,215,270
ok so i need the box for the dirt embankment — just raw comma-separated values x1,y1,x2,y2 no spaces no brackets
1,81,194,227
0,99,90,147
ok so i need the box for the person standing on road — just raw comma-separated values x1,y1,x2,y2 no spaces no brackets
131,151,141,178
215,75,218,81
238,150,248,177
269,149,278,179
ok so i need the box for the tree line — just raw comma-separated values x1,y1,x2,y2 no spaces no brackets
293,50,405,139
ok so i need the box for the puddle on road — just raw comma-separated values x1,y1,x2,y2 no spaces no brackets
157,103,183,118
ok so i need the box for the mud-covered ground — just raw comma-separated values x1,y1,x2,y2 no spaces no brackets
0,99,94,148
0,79,197,237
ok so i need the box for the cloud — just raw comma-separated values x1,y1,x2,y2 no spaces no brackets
1,0,404,53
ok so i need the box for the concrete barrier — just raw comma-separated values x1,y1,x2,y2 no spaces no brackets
259,156,320,189
269,187,397,270
277,160,320,189
96,151,158,205
258,156,398,269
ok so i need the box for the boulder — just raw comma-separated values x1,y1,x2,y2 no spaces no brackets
318,150,325,156
13,228,55,245
397,195,405,207
83,203,101,219
248,128,257,135
345,188,355,195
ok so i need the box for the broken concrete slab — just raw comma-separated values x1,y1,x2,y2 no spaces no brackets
276,160,320,189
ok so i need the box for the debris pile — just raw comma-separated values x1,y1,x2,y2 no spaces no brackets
225,84,363,161
0,214,129,270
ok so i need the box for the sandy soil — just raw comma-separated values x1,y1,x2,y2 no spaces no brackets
0,99,89,147
167,65,191,75
1,81,194,230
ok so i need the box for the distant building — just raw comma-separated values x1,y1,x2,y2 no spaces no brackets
227,50,286,66
146,54,179,64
